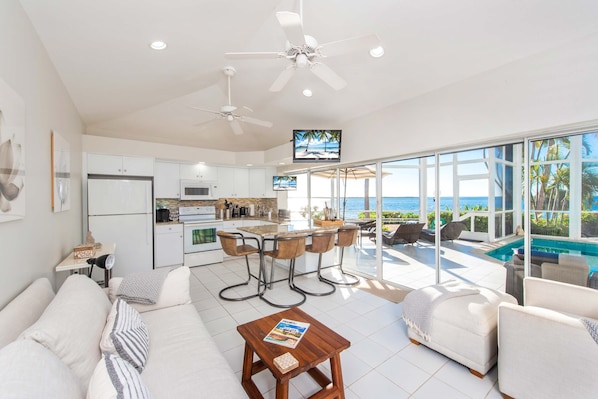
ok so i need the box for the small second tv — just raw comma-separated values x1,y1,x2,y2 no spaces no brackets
293,129,341,163
273,176,297,191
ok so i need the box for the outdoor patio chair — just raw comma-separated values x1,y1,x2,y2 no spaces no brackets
381,223,425,246
419,221,465,243
358,220,376,246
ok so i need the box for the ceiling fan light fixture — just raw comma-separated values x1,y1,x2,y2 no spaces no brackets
369,46,384,58
149,41,167,50
296,53,308,68
302,88,313,97
226,114,234,122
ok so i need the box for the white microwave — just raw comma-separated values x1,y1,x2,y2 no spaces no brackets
180,180,216,200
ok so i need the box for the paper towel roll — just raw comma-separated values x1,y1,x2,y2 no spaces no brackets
249,204,255,216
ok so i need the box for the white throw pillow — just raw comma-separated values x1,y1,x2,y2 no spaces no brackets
108,266,191,312
87,352,150,399
0,339,82,399
100,298,149,372
0,277,55,349
20,274,112,392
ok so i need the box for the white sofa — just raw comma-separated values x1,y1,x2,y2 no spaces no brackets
0,267,247,399
498,277,598,399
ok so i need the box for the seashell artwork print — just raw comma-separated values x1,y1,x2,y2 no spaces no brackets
0,78,26,223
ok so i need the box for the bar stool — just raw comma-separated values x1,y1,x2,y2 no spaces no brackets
262,233,308,308
217,231,265,301
291,230,336,296
321,225,360,286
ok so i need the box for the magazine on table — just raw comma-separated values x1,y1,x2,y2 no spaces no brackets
263,319,310,349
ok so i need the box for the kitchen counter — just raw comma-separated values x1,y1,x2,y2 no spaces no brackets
237,222,334,237
155,216,289,225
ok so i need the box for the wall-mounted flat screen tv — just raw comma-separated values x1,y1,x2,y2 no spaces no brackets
273,176,297,191
293,129,341,163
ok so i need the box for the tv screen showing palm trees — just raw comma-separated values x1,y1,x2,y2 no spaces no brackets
293,130,341,162
273,176,297,191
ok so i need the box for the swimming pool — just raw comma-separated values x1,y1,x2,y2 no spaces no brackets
486,237,598,272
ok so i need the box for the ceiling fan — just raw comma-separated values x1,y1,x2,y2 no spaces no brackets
190,66,273,135
225,0,380,92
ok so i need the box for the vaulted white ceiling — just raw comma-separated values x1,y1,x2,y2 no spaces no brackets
19,0,598,153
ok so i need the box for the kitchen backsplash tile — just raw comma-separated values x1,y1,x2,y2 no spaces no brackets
155,198,277,220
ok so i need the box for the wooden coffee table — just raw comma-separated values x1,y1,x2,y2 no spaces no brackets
237,307,350,399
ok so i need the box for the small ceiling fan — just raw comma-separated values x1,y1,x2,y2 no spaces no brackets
190,66,273,135
225,0,380,92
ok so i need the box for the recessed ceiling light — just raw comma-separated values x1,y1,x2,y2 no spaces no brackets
150,41,167,50
246,163,253,167
302,89,313,97
369,46,384,58
279,162,285,165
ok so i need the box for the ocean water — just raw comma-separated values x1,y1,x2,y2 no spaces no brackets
318,196,489,219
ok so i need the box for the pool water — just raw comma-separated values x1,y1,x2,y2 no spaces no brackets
486,237,598,272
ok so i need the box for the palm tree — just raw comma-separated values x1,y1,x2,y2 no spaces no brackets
301,130,320,153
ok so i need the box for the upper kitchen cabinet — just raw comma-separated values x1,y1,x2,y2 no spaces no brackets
87,154,154,176
216,167,248,198
248,168,276,198
179,163,218,181
154,161,180,198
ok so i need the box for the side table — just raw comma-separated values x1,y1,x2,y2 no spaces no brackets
237,307,350,399
55,243,116,286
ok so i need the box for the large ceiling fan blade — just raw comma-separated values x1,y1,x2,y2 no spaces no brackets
229,119,244,135
276,11,305,45
310,63,347,90
319,34,381,57
239,115,273,128
189,106,221,115
269,66,296,92
224,52,285,59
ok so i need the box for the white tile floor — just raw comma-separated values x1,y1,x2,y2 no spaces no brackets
189,256,505,399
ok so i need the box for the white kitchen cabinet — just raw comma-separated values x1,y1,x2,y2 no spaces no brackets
217,167,249,197
180,163,218,181
154,161,180,198
155,224,184,268
249,168,277,198
87,154,154,176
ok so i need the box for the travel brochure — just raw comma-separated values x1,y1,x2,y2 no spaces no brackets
263,319,310,349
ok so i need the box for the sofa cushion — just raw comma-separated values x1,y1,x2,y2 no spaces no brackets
87,352,150,399
100,299,149,372
0,277,55,349
108,266,191,313
0,339,82,399
20,274,112,392
140,304,247,399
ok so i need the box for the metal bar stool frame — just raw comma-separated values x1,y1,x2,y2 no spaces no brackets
320,225,360,286
291,230,336,296
217,231,266,301
262,233,308,308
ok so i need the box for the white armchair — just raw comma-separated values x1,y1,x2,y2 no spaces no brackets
498,277,598,399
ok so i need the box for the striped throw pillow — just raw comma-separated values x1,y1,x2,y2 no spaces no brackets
88,352,150,399
101,298,149,372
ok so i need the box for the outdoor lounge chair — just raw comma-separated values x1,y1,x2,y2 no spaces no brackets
419,221,466,243
381,223,425,246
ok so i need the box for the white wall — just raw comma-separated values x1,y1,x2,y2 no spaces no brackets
0,0,84,307
342,32,598,163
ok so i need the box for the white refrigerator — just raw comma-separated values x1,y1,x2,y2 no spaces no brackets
87,178,153,279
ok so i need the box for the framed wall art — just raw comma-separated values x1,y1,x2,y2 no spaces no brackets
51,131,71,212
0,78,26,223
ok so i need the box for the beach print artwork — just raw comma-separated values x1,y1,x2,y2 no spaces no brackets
51,131,71,212
0,78,26,223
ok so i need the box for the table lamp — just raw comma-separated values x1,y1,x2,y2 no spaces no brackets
87,254,115,286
